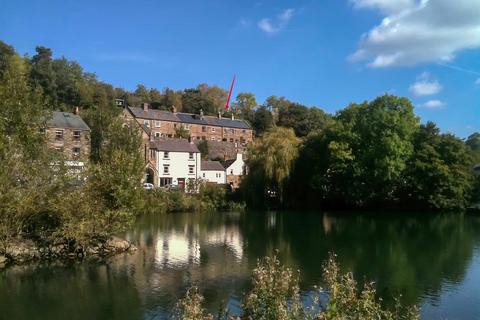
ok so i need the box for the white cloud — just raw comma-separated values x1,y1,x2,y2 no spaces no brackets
409,72,442,96
258,8,295,34
419,100,446,109
349,0,480,67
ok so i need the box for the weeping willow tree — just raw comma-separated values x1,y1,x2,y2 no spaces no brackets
242,127,301,208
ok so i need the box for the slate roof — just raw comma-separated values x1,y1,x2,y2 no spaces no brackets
221,159,236,169
150,139,200,153
127,106,251,129
201,160,225,171
47,111,90,131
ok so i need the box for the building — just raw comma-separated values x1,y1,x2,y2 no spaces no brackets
45,111,91,170
222,153,247,190
149,139,201,190
123,104,254,149
201,161,226,184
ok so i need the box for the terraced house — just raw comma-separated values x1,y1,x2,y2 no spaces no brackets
123,103,253,147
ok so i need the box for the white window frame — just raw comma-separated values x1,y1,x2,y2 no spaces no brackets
188,165,195,175
189,152,194,160
163,165,169,175
211,127,216,133
155,121,161,128
163,152,169,159
211,137,216,141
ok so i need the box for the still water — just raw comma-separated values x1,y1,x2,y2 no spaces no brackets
1,211,480,320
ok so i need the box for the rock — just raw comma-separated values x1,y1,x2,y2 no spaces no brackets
5,240,40,262
105,236,131,253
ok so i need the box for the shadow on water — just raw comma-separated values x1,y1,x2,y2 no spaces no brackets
1,210,480,319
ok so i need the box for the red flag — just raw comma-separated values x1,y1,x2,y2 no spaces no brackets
225,75,236,110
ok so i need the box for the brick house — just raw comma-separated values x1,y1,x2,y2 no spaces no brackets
123,103,254,149
45,111,91,170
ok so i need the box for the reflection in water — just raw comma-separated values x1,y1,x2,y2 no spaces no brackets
1,211,480,320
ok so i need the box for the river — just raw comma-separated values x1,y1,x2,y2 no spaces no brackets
1,211,480,319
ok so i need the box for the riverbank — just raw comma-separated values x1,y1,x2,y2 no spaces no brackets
0,236,137,269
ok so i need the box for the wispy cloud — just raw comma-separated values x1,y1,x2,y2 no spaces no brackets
96,52,153,63
409,72,442,97
419,100,446,109
258,8,295,34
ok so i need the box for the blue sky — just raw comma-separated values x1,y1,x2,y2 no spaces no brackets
1,0,479,138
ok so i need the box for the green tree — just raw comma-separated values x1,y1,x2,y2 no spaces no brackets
29,46,58,106
0,40,15,79
252,106,274,136
232,92,257,123
243,127,301,207
197,140,209,160
466,132,480,163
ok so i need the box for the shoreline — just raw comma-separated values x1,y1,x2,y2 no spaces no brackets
0,236,137,269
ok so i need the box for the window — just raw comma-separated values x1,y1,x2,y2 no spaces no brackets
188,165,195,174
184,124,191,130
143,120,150,127
55,130,64,140
211,137,216,141
155,132,161,139
38,128,45,134
155,121,161,128
202,126,207,132
196,136,200,140
72,147,81,157
189,152,194,160
242,129,246,133
231,129,234,134
163,152,169,159
73,131,81,141
163,165,170,174
211,127,216,133
230,138,234,143
160,178,172,187
230,169,234,175
203,173,206,178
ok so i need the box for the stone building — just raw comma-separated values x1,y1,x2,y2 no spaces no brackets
45,111,91,169
123,104,253,149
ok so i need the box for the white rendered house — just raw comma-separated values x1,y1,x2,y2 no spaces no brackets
221,153,247,189
200,161,226,184
151,139,202,190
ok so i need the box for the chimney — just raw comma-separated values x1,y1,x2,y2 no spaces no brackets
218,111,222,119
231,114,235,120
200,109,204,120
143,103,149,111
74,106,79,115
171,105,177,113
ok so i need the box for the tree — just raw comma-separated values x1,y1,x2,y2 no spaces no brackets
403,122,475,210
232,92,257,123
197,140,209,160
175,126,190,139
0,40,15,79
466,132,480,163
181,88,216,115
252,106,274,136
30,46,58,106
243,127,301,207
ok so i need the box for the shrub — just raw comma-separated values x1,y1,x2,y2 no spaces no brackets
173,287,213,320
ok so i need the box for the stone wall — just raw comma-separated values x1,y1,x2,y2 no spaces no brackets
45,126,90,163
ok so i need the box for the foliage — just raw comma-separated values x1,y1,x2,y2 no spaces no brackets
243,127,301,207
243,255,303,320
175,126,191,139
466,132,480,163
176,254,419,320
317,254,419,320
197,140,209,160
173,287,212,320
252,106,274,136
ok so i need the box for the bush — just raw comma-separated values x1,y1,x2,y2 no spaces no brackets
176,254,419,320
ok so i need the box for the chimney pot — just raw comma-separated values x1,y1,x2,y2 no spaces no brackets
74,106,79,115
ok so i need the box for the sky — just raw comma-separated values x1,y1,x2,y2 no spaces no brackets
1,0,479,138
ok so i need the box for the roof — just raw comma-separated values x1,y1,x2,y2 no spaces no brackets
221,159,236,169
201,160,225,171
127,106,251,129
47,111,90,131
150,139,200,153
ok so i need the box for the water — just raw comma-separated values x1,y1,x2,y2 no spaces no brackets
1,211,480,320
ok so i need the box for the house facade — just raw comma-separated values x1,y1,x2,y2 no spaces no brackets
200,161,226,185
123,104,253,148
45,111,91,170
222,153,247,190
150,139,202,190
